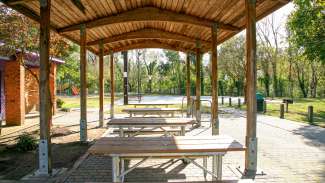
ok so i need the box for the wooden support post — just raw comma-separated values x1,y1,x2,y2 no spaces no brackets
238,98,241,108
280,103,284,119
38,0,52,175
186,53,191,117
229,97,232,106
110,51,115,118
308,106,313,123
123,51,128,105
80,24,87,142
211,23,219,135
221,96,224,105
99,40,104,127
244,0,258,177
195,40,201,126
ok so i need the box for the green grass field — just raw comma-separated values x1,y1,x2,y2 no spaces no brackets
58,96,113,108
231,98,325,127
264,98,325,127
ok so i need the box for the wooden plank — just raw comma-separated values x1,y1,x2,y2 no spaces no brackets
86,28,211,48
88,136,245,155
57,7,240,33
38,0,52,175
245,0,258,176
122,108,181,112
99,40,104,127
108,117,195,126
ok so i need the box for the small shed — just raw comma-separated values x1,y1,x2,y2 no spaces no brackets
0,51,64,126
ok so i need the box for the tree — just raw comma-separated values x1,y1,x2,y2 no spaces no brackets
287,0,325,63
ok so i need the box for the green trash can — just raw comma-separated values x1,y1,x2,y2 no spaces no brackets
256,93,264,112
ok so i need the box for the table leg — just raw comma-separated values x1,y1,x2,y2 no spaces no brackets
212,155,217,181
180,126,186,136
217,155,223,181
119,127,124,137
120,158,125,182
112,156,120,182
171,112,175,117
203,157,207,179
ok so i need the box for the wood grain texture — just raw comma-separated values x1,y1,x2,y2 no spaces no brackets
2,0,290,54
108,117,195,126
88,135,245,155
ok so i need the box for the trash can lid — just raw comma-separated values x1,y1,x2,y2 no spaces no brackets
256,93,264,100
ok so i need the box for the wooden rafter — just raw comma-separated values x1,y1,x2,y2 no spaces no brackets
87,28,211,49
105,40,196,54
58,7,240,33
5,0,35,5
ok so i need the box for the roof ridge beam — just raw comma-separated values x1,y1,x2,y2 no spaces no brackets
58,7,240,33
87,28,211,48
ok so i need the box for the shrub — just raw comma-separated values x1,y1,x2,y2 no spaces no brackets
56,98,65,108
16,133,38,152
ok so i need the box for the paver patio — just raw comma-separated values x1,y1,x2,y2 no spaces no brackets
63,108,325,183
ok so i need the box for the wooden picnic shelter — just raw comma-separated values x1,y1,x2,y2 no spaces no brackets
1,0,290,178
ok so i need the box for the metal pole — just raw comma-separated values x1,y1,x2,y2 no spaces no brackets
186,53,191,117
123,51,128,105
244,0,258,177
211,23,219,135
80,24,87,142
110,51,115,118
195,40,201,126
99,40,104,127
38,0,52,175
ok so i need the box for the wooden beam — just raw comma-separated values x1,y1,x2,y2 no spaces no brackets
195,40,201,126
38,0,52,175
123,51,128,105
6,0,36,5
104,40,196,54
80,24,87,142
87,28,211,49
98,40,104,127
186,53,191,117
211,23,219,135
71,0,86,14
58,7,240,33
110,50,115,118
245,0,258,177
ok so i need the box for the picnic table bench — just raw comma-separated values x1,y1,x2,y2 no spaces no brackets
122,108,182,117
108,118,195,137
88,135,245,182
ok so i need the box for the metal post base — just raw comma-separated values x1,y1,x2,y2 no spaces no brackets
245,137,258,178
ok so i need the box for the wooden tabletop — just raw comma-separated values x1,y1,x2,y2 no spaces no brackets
88,135,245,155
122,108,181,112
108,118,195,126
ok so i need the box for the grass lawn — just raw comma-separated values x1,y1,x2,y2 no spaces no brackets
58,96,113,108
264,98,325,127
233,98,325,127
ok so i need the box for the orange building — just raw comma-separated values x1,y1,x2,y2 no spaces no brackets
0,52,64,126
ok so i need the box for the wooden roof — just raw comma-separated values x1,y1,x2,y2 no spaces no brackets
2,0,290,54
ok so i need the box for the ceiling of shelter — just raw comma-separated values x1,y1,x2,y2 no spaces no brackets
2,0,290,54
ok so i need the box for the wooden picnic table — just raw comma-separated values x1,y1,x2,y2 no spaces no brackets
108,118,195,136
122,108,182,117
89,135,245,182
131,103,176,108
